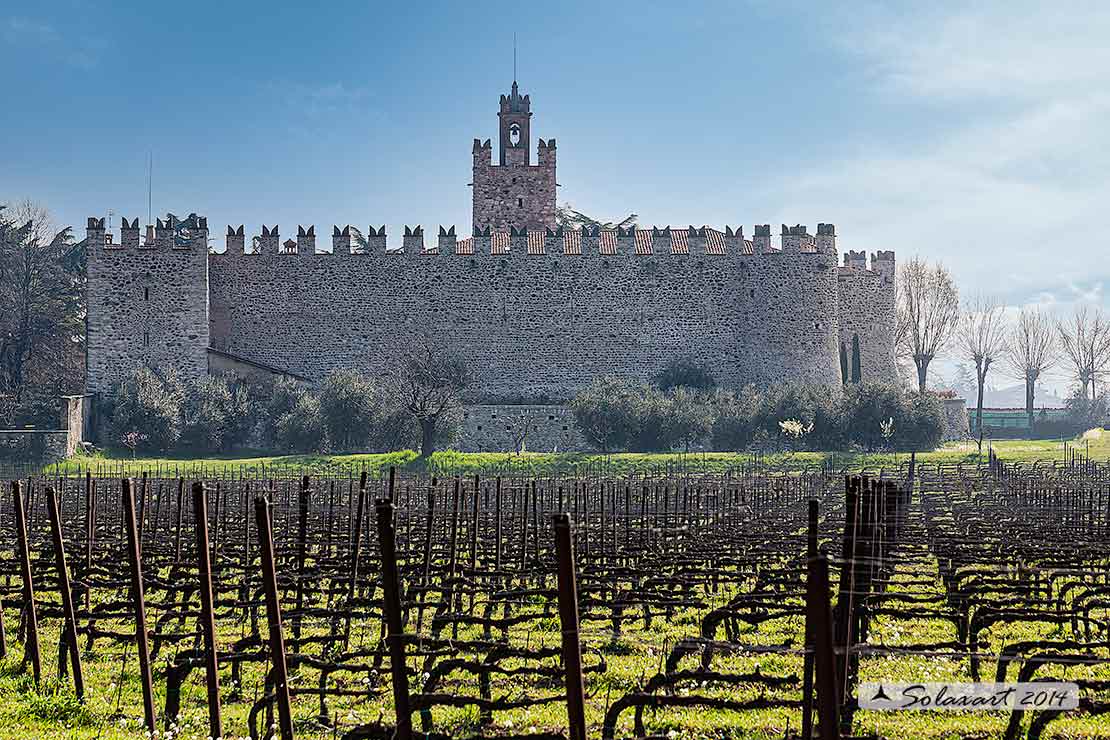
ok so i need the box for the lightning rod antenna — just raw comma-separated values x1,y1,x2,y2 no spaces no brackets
147,151,153,226
513,33,517,82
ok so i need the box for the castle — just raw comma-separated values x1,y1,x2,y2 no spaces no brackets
84,82,896,448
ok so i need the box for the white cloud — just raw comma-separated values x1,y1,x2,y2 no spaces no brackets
262,81,373,116
3,17,60,44
764,2,1110,313
839,1,1110,102
3,16,102,68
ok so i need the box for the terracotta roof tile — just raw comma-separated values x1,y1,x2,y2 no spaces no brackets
564,229,582,255
440,228,755,256
528,231,545,255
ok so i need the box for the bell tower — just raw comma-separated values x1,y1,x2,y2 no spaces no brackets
472,80,557,232
498,81,532,165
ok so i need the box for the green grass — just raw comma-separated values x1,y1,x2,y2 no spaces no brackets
44,429,1110,479
4,430,1107,739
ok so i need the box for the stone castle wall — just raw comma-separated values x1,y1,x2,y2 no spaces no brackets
201,227,847,400
84,221,895,413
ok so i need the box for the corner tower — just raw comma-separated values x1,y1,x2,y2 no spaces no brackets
85,215,210,395
472,81,557,232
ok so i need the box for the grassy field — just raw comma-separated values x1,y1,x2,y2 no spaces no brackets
1,535,1107,739
39,429,1109,479
1,431,1106,739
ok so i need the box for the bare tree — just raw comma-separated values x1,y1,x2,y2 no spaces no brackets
1057,305,1110,401
1003,307,1056,429
387,338,470,458
957,296,1008,450
897,257,961,393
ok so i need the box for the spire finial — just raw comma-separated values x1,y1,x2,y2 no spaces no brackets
513,32,517,83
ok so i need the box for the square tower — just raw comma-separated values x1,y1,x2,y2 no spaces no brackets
472,81,557,232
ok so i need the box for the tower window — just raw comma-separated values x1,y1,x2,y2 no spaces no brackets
518,198,523,208
143,331,150,347
144,287,150,301
509,123,521,146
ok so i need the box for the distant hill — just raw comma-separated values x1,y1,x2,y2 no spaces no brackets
980,383,1064,409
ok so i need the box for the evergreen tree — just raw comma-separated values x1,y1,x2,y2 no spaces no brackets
851,334,862,384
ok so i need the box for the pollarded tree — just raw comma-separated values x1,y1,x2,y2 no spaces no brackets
389,338,470,458
897,257,961,393
1057,305,1110,402
1003,307,1056,429
957,296,1008,446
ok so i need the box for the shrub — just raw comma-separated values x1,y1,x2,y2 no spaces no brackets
808,385,849,450
843,383,906,450
1064,389,1108,430
108,367,184,453
655,357,716,393
274,394,328,453
711,387,762,451
842,383,945,450
900,392,946,450
629,384,672,452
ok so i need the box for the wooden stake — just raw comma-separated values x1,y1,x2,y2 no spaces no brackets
123,479,156,733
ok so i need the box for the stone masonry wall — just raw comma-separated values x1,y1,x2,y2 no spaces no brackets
85,218,210,394
456,405,587,452
0,430,73,462
942,398,970,442
205,228,845,401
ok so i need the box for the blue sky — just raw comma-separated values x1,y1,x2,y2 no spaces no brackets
3,0,1109,331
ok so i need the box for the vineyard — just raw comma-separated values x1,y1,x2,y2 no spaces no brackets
0,453,1108,739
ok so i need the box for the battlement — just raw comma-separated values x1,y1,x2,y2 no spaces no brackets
92,217,886,262
87,214,207,251
473,137,555,169
838,248,897,278
472,138,492,164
